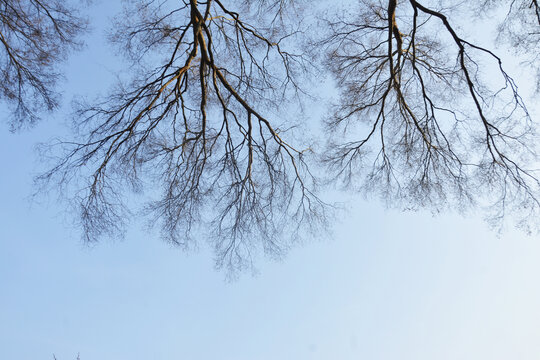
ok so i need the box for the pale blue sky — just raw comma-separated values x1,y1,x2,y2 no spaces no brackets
1,1,540,359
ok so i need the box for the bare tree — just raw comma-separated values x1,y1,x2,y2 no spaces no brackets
0,0,86,130
321,0,540,231
491,0,540,91
40,0,326,272
39,0,540,271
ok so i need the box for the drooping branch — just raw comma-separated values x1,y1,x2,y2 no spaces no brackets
0,0,86,129
40,0,325,272
322,0,539,229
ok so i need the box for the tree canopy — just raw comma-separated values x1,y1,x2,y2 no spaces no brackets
2,0,539,271
0,0,86,130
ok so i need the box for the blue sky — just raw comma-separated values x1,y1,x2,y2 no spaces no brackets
1,1,540,359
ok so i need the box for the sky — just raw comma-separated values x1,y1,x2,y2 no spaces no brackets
1,1,540,360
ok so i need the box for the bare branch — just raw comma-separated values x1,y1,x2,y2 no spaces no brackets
40,0,327,273
321,0,540,231
0,0,87,130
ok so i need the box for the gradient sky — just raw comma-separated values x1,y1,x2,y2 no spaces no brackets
1,2,540,359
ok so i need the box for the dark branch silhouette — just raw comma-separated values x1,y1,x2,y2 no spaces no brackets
321,0,540,231
491,0,540,92
0,0,86,130
39,0,326,272
35,0,540,271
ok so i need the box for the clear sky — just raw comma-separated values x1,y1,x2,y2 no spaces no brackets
1,1,540,360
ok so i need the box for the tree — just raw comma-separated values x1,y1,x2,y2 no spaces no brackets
34,0,540,271
322,0,540,229
0,0,86,130
493,0,540,91
39,0,327,271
